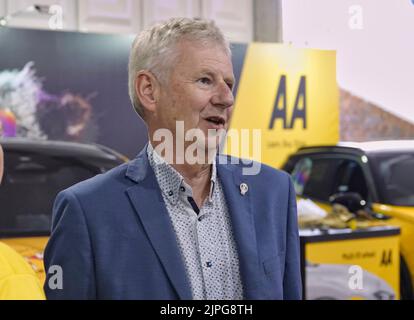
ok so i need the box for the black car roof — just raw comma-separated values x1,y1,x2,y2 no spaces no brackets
294,145,366,157
295,140,414,157
0,138,126,162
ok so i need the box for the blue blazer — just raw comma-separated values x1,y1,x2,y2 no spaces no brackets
44,146,302,300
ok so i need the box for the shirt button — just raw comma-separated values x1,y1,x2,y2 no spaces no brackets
206,261,212,268
180,186,186,192
168,191,173,196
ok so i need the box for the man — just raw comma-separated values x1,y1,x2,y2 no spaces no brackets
44,18,302,300
0,144,45,300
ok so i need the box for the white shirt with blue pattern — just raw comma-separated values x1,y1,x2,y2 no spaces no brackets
146,143,244,300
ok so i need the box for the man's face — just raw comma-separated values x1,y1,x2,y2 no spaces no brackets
151,39,235,156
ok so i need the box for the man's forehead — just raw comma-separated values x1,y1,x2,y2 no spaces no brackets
175,39,234,76
176,38,231,61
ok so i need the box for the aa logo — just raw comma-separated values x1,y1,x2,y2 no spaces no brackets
381,250,392,266
268,75,307,130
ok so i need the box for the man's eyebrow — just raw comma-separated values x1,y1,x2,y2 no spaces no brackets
199,68,234,80
198,68,216,76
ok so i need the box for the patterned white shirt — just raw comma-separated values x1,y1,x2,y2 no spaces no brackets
147,143,244,300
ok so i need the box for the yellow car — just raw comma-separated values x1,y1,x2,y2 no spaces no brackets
0,138,127,284
282,140,414,299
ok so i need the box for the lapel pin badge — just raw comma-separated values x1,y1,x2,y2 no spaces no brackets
240,183,248,196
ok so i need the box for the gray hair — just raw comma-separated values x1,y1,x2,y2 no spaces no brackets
128,17,231,118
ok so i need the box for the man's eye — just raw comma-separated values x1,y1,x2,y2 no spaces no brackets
198,77,212,85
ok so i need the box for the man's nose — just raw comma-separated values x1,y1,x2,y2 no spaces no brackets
211,81,234,108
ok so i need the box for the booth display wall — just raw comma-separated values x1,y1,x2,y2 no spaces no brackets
0,27,145,158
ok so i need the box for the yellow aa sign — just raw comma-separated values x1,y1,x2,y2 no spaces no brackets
226,43,339,169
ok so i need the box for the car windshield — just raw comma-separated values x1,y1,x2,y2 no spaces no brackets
0,151,109,236
370,152,414,207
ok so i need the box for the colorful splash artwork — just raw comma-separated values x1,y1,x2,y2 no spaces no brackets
0,108,16,137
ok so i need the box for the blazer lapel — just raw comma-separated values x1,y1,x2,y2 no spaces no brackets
217,158,262,299
125,147,192,300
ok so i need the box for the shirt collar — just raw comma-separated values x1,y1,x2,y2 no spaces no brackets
147,142,217,206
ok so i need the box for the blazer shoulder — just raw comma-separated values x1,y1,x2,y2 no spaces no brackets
218,154,290,184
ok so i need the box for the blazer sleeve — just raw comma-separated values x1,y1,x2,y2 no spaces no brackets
283,176,303,300
43,189,96,300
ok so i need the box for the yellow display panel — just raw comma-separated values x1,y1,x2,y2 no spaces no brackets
226,43,339,168
305,235,400,300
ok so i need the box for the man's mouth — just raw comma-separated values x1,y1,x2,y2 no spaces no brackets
204,116,226,126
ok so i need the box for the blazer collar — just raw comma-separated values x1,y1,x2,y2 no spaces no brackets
125,144,150,183
216,157,262,299
125,144,192,299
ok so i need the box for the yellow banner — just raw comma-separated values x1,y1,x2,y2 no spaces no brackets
226,43,339,168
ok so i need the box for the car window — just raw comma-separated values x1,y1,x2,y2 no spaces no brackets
0,151,102,235
291,157,343,202
370,152,414,206
291,157,313,195
332,159,369,200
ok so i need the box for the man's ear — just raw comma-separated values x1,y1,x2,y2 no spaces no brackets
135,71,160,115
